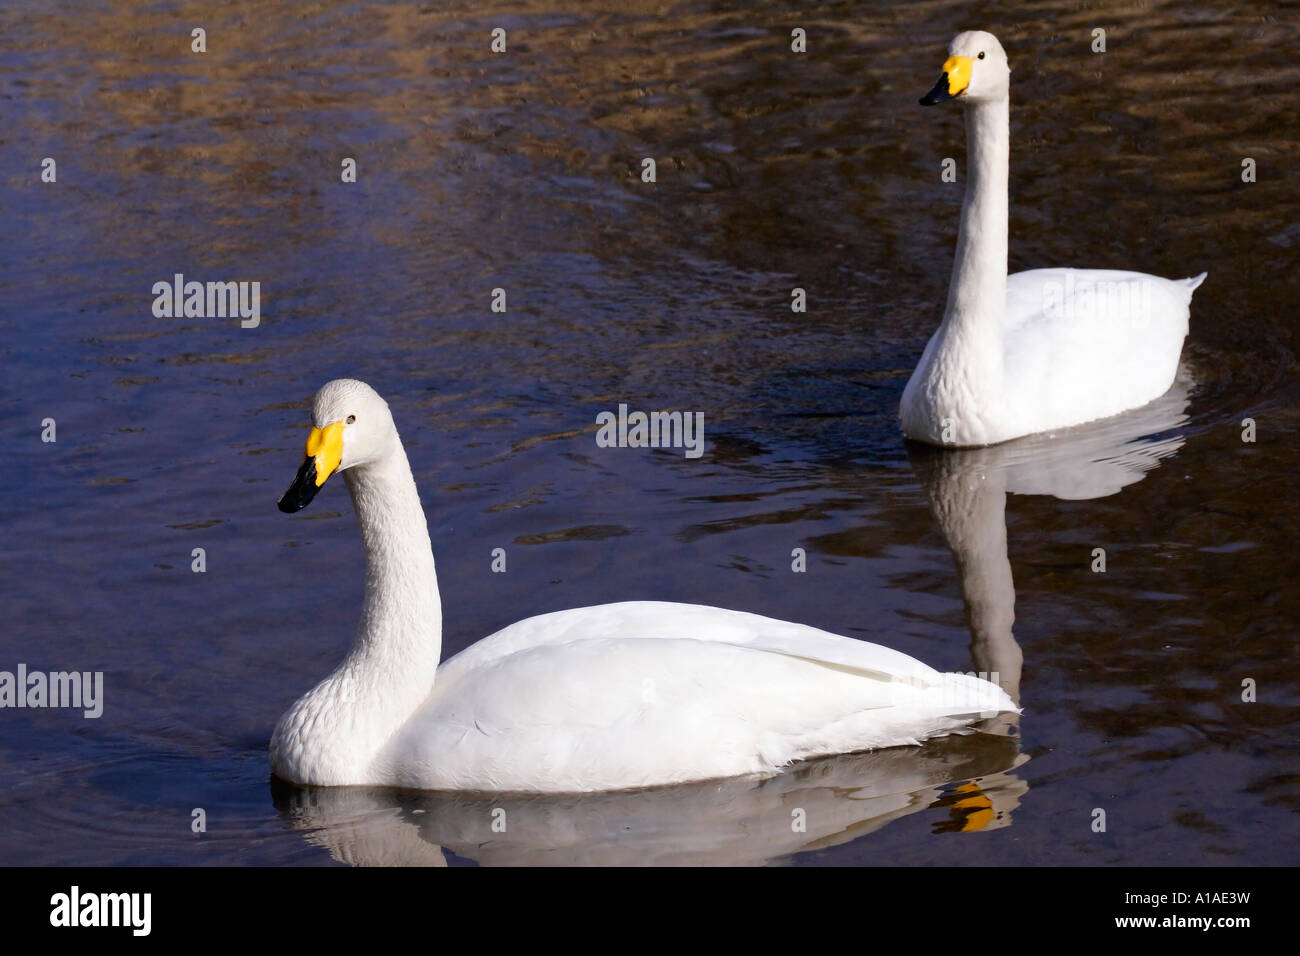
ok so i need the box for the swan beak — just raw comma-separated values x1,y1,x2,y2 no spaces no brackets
277,421,345,513
919,55,972,105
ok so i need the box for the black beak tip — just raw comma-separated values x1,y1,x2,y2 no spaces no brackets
278,457,321,513
920,74,952,106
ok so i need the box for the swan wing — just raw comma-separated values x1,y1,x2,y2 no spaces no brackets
1002,268,1201,433
382,603,1014,792
438,601,951,689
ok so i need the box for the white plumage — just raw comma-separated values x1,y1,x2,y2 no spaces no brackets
271,379,1017,793
901,31,1205,447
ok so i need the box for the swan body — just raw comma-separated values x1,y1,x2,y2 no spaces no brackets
271,379,1017,793
902,31,1206,447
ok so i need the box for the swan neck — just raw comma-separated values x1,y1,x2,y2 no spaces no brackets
271,434,444,785
341,441,443,682
943,96,1009,359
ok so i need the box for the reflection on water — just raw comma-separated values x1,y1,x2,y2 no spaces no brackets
2,0,1298,865
273,734,1026,866
909,368,1194,715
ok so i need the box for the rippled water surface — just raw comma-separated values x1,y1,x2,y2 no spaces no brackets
2,0,1297,865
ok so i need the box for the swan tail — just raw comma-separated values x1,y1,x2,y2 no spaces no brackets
1183,271,1208,294
930,671,1019,720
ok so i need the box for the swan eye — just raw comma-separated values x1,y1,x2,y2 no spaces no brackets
346,415,356,424
978,51,985,59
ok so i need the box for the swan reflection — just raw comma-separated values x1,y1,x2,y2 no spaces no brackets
272,731,1025,866
906,368,1193,720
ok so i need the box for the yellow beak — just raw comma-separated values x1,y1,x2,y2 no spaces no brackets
305,421,345,487
919,55,974,105
277,420,346,513
941,55,973,96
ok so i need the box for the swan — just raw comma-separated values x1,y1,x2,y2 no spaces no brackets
901,30,1206,447
271,378,1017,793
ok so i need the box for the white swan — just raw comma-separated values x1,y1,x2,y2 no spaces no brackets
272,379,1017,793
901,31,1206,447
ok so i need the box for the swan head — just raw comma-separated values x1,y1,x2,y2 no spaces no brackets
919,31,1010,106
278,378,397,513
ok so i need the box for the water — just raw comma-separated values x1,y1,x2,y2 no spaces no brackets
2,0,1297,865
